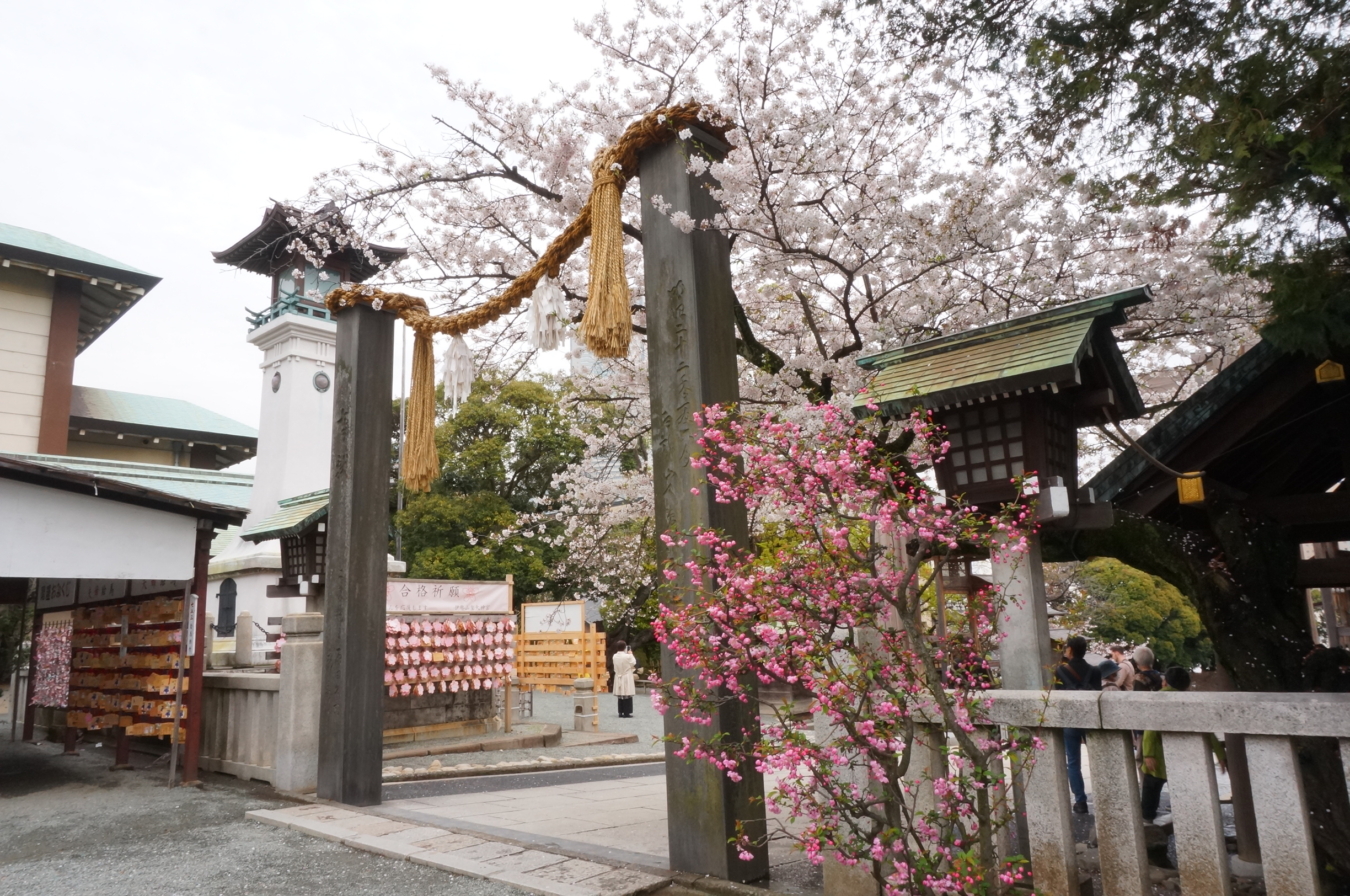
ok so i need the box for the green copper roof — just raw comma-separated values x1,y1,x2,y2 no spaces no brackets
0,453,252,511
855,287,1150,414
211,525,242,557
241,489,329,542
0,222,155,280
71,386,258,442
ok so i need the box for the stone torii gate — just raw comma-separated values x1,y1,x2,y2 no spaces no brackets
317,126,769,882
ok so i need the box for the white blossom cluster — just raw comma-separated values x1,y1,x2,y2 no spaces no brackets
297,0,1267,619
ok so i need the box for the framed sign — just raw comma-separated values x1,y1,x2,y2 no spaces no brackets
130,579,189,597
78,579,127,603
36,579,77,611
522,601,585,633
386,579,513,615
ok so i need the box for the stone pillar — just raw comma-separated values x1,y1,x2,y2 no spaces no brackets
639,127,768,882
992,535,1077,894
1164,732,1233,896
1245,735,1321,896
275,613,324,793
318,303,395,807
1085,730,1149,896
990,536,1054,691
234,612,254,667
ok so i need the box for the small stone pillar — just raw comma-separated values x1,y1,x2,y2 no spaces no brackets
204,613,216,668
275,612,323,793
234,612,254,667
573,678,598,731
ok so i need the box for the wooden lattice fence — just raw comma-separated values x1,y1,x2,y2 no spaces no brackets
515,629,608,693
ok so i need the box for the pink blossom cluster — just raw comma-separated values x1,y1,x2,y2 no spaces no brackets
652,404,1039,895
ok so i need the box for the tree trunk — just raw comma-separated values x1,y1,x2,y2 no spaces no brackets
1043,502,1350,885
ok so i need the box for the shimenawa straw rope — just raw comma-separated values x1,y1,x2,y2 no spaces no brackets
325,102,729,492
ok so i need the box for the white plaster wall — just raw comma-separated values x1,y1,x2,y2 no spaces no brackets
0,477,198,578
209,312,336,633
246,313,336,516
0,266,53,453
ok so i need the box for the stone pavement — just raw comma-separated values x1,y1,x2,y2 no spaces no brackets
253,762,821,896
249,799,674,896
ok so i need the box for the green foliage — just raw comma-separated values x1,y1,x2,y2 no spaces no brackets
1065,557,1214,670
396,374,583,593
876,0,1350,355
433,375,585,512
0,603,31,680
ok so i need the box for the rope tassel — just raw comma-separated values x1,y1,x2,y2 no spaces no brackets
579,160,632,358
403,330,440,493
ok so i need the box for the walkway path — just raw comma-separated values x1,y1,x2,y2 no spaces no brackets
255,760,820,896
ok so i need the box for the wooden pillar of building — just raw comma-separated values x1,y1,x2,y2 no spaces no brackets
37,276,81,455
639,128,769,882
318,303,394,806
180,523,213,784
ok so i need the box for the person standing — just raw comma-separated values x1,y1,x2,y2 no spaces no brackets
612,641,637,718
1098,659,1133,692
1132,646,1164,692
1055,636,1102,814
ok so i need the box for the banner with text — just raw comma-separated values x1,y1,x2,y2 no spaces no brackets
386,579,512,615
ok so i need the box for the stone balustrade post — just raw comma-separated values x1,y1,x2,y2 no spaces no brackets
1161,732,1232,896
275,612,323,793
234,611,254,667
1246,734,1322,896
1084,731,1150,896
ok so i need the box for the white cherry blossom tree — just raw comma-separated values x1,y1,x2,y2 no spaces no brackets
300,0,1264,618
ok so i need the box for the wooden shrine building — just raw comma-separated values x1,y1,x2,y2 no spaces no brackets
1089,338,1350,651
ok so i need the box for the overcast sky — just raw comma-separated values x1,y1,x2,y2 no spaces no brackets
1,1,612,443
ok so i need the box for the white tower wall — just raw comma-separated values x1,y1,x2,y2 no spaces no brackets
209,313,339,637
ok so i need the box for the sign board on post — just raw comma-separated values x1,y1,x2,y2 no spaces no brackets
522,601,586,633
386,579,512,615
185,595,198,657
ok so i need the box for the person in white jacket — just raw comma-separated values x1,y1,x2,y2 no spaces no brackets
612,642,637,718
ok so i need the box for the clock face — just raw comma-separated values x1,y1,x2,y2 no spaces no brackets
271,371,281,393
313,371,331,393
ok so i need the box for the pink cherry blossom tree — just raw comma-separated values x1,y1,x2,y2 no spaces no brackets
653,402,1037,895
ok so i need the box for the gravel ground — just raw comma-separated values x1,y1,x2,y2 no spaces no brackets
390,690,667,772
0,719,525,896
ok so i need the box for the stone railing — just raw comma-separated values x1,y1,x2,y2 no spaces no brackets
987,690,1350,896
198,612,323,792
199,671,278,783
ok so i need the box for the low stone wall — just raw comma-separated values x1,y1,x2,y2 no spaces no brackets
383,687,498,732
199,671,279,784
